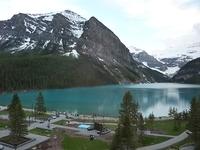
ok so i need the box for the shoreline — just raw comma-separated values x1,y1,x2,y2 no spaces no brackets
0,105,119,121
0,105,172,121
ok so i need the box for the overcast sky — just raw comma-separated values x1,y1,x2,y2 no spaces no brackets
0,0,200,54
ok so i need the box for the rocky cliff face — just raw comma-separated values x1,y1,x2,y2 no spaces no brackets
76,17,168,83
130,47,167,72
77,17,133,64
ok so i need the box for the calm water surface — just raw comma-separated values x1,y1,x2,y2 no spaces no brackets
0,83,200,117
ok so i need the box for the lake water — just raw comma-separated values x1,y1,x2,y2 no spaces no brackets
0,83,200,117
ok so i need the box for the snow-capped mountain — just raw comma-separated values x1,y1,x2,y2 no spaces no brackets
173,57,200,84
0,10,169,86
130,46,178,76
0,10,85,54
130,46,168,72
130,44,200,76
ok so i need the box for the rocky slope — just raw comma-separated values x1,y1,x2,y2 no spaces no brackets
130,46,167,72
130,46,200,77
172,57,200,84
0,10,85,54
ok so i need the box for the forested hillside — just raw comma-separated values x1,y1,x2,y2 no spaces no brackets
0,54,116,92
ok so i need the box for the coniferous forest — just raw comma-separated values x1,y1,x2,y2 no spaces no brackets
0,53,116,92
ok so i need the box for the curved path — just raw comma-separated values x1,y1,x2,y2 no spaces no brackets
143,130,175,138
137,130,192,150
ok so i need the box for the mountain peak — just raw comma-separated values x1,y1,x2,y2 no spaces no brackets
0,10,86,54
26,10,86,22
129,46,145,54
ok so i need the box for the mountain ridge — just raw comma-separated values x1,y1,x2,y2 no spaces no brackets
129,45,200,77
172,57,200,84
0,10,169,91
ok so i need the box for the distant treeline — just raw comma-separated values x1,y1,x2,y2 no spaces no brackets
0,53,115,92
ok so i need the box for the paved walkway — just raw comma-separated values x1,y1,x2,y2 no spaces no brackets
137,130,192,150
28,115,66,130
143,130,176,138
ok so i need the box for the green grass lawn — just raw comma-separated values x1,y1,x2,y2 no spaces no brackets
104,124,117,131
74,118,118,124
53,120,67,126
0,110,9,115
29,128,53,137
0,110,31,116
105,120,187,135
0,109,33,116
142,136,170,146
0,109,50,119
26,111,50,120
145,120,187,135
0,119,9,130
62,135,109,150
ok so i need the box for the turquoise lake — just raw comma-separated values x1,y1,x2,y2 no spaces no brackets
0,83,200,117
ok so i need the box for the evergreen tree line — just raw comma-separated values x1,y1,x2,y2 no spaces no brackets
0,54,115,92
168,107,190,131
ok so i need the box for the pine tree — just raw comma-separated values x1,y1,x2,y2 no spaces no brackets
35,92,46,116
173,112,181,131
111,91,138,150
168,107,177,118
148,113,155,130
138,113,145,146
189,96,200,149
8,94,28,139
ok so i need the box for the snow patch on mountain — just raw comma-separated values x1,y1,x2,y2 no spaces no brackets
129,46,144,54
130,46,182,76
10,38,37,52
26,10,86,38
24,19,37,33
63,49,79,58
142,61,179,76
50,29,53,33
164,66,180,75
42,40,50,48
0,10,88,54
71,27,83,38
61,10,86,22
18,38,31,50
98,57,104,62
69,43,76,48
43,15,54,21
28,10,86,23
